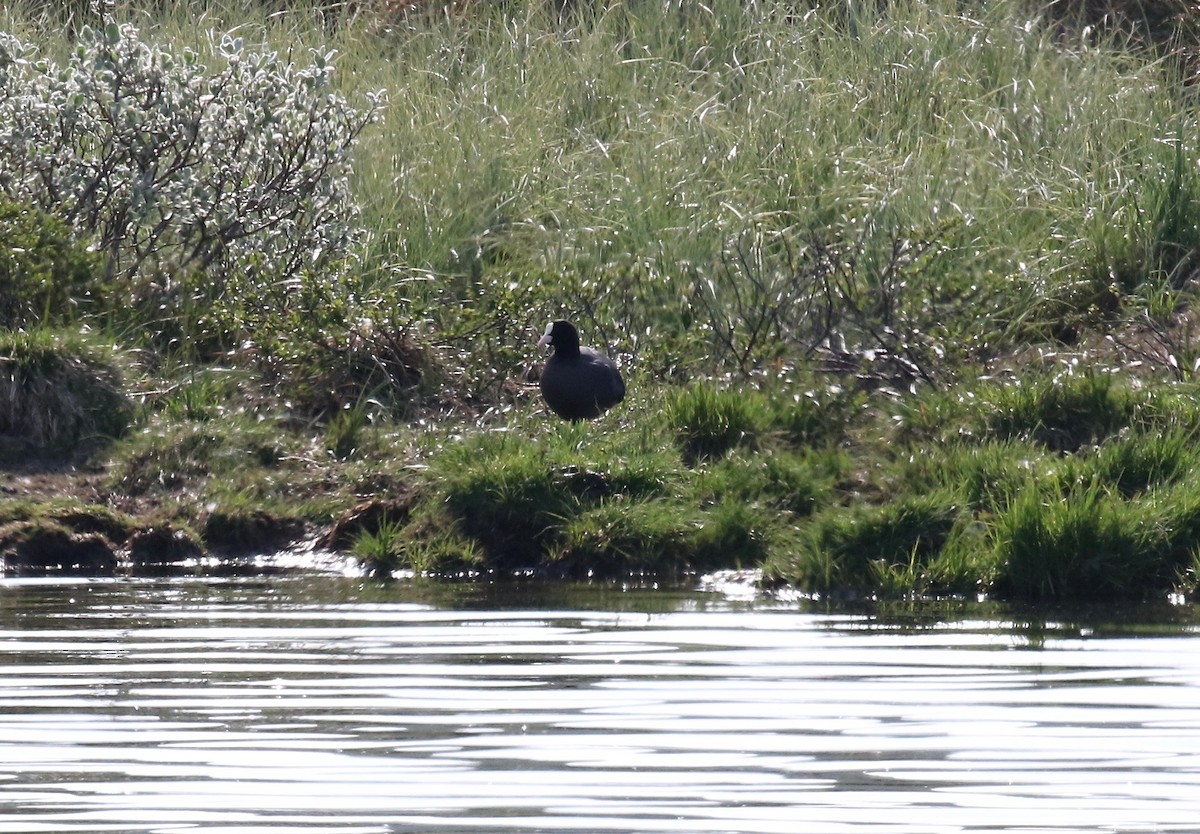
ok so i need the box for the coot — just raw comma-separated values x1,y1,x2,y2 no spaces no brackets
537,320,625,421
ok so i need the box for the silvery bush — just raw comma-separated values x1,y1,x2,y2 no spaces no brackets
0,22,382,308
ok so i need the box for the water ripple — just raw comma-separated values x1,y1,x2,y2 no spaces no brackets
0,578,1198,833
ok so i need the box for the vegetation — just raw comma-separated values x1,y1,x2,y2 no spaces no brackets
5,0,1200,602
0,330,132,457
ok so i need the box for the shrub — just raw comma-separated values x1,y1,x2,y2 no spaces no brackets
0,200,103,329
0,22,381,343
256,311,432,418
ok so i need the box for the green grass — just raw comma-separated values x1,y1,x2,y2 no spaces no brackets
0,329,132,457
1086,428,1199,497
553,498,698,576
4,0,1199,385
764,492,964,597
109,417,292,495
989,483,1161,602
665,385,765,463
697,450,831,517
983,372,1135,451
14,0,1185,390
339,0,1195,382
7,0,1200,598
351,515,409,577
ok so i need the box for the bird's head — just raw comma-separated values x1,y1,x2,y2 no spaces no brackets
538,320,580,353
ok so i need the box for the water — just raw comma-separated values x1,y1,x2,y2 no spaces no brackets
1,575,1199,834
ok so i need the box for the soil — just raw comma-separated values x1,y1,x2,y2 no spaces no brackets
1,456,332,572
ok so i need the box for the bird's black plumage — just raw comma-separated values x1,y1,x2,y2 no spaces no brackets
537,320,625,421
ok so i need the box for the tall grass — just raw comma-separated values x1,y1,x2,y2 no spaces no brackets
990,482,1164,601
665,384,764,463
0,330,132,456
5,0,1200,389
341,0,1195,380
770,491,964,597
9,0,1200,595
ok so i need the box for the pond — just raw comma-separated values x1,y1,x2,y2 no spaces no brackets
0,573,1198,833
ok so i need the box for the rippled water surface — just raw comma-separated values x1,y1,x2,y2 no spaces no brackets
1,575,1199,834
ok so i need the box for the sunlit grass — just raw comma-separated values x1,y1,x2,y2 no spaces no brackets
0,329,132,457
7,0,1200,597
7,0,1200,382
762,492,963,596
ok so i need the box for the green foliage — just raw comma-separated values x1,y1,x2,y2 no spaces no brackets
340,0,1200,383
1128,382,1200,431
1079,135,1200,299
110,417,289,494
154,367,250,423
269,308,433,418
394,512,485,576
1086,428,1199,497
326,402,372,460
0,19,409,418
0,200,103,329
427,425,679,567
1149,486,1200,588
432,433,589,568
665,384,765,463
553,494,768,576
769,386,863,449
990,483,1163,602
351,515,407,577
664,381,859,465
890,385,977,444
698,450,829,516
554,498,696,576
691,500,769,569
7,0,1200,597
1,0,1199,396
768,492,962,596
415,413,803,575
898,439,1049,514
0,499,135,543
983,372,1135,451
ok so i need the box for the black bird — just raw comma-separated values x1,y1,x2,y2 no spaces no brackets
537,320,625,421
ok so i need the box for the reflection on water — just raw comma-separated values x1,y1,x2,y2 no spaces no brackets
0,576,1199,833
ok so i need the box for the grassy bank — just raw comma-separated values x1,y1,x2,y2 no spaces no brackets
4,0,1200,601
